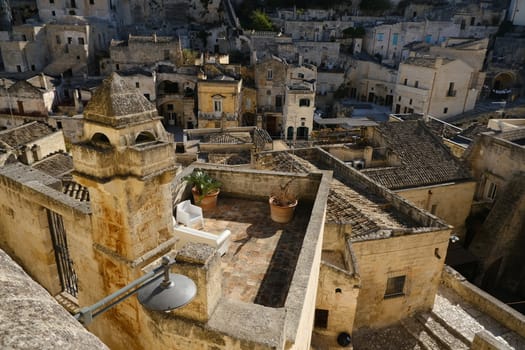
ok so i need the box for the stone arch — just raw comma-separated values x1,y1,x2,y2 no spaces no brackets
90,132,111,148
135,131,156,144
493,72,515,90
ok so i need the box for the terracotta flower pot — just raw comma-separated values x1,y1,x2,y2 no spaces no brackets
192,187,220,211
269,197,298,224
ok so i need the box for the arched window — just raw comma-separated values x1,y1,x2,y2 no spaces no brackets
90,132,111,149
135,131,156,144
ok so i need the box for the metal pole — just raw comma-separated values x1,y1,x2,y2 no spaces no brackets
75,257,171,325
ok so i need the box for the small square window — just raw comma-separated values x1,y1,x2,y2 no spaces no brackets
299,98,310,107
144,93,150,100
403,78,407,86
409,99,412,105
414,81,419,88
398,96,401,102
135,82,140,88
78,37,84,45
52,10,56,16
384,275,406,298
314,309,329,329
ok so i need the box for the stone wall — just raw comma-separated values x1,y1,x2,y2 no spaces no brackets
352,229,451,328
0,163,91,297
396,181,476,238
442,266,525,338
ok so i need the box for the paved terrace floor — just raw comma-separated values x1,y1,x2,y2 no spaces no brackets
202,196,312,308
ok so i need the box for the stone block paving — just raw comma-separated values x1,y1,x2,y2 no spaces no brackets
203,197,310,307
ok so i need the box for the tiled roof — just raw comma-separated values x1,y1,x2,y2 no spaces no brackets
62,180,90,202
362,121,471,189
32,152,73,178
0,122,55,149
204,133,246,144
326,179,415,239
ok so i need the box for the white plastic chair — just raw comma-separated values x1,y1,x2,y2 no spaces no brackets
176,200,204,229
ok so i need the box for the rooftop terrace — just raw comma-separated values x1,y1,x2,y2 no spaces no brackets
202,196,312,307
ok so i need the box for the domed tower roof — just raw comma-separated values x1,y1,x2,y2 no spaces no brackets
83,72,159,128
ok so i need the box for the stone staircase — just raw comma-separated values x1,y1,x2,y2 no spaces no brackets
401,312,470,350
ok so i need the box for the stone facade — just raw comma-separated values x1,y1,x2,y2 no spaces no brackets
394,57,479,119
197,77,242,129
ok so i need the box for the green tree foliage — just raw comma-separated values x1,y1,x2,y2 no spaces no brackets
359,0,392,14
342,26,365,38
249,10,274,31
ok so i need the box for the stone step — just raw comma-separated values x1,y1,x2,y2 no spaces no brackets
417,313,469,350
401,317,445,350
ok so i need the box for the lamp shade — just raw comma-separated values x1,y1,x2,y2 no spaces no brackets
138,273,197,311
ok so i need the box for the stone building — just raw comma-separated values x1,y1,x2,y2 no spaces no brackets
254,56,317,138
101,34,182,75
0,121,66,165
156,65,198,128
36,0,113,22
463,122,525,301
0,75,56,117
255,147,453,344
394,56,480,119
197,75,242,129
0,23,49,74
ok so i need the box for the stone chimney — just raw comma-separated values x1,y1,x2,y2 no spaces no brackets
298,54,303,66
152,33,157,43
169,243,222,323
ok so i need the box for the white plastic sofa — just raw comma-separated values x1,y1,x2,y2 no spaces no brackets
173,223,231,256
176,200,204,229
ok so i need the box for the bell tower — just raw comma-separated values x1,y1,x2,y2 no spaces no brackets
71,73,177,267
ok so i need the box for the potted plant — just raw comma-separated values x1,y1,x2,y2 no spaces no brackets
269,179,298,224
182,169,221,211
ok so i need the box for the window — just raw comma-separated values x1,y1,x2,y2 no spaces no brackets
52,10,56,16
78,37,84,45
443,107,448,114
414,81,419,88
70,0,76,8
115,64,120,70
409,98,412,105
135,82,140,88
392,33,398,46
164,50,169,60
89,0,94,4
16,65,21,72
299,98,310,107
298,73,304,79
144,93,150,100
50,0,54,3
76,55,80,60
266,89,271,96
425,34,432,43
267,69,273,80
22,34,27,41
314,309,329,329
377,33,384,41
398,96,401,102
67,37,72,44
403,78,407,86
431,204,438,215
31,64,35,71
447,82,456,97
167,104,173,111
470,17,475,26
384,275,406,298
214,100,222,112
56,35,61,44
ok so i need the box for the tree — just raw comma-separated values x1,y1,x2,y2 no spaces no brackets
359,0,392,14
249,10,274,31
342,26,365,38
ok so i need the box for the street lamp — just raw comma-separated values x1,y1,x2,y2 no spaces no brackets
75,256,196,325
